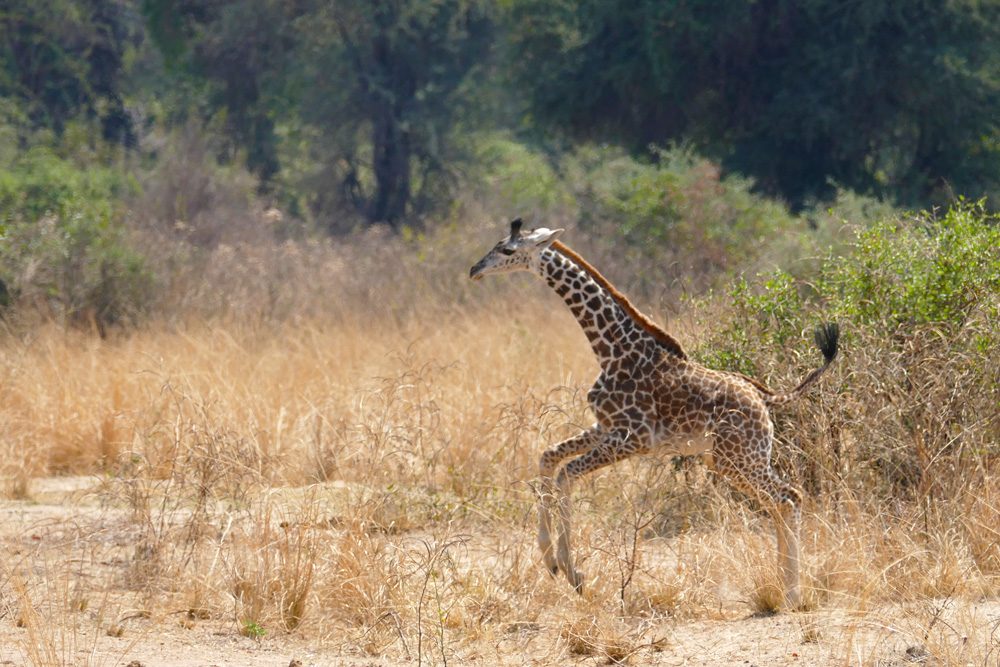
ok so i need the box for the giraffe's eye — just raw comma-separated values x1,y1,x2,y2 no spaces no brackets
499,247,516,256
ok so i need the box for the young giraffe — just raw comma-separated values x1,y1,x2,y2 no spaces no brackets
469,219,839,608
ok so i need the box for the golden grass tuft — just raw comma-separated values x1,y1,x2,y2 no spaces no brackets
559,613,636,663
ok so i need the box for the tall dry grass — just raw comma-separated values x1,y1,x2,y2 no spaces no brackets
0,219,997,664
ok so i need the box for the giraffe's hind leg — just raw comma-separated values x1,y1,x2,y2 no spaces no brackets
713,447,803,610
769,472,803,608
553,429,639,592
538,426,603,575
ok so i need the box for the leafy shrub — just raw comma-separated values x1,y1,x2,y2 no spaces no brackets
706,200,998,360
820,202,1000,332
700,201,999,499
574,146,802,269
467,132,573,216
698,270,806,376
0,149,152,333
464,141,813,297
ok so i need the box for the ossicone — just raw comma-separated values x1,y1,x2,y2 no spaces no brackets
510,217,523,240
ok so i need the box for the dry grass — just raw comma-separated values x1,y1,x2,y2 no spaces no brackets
0,227,997,664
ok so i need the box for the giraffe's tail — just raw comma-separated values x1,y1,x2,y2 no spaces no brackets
765,322,840,408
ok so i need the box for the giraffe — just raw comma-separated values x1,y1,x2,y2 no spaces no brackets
469,219,839,608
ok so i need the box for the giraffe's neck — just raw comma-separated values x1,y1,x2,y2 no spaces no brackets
536,247,659,370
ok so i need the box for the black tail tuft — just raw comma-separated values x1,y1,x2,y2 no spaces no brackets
814,322,840,364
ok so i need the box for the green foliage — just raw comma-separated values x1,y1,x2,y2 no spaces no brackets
569,145,806,277
0,150,152,332
469,133,572,214
298,0,495,226
240,619,266,639
699,201,999,501
143,0,494,228
464,139,818,298
703,201,1000,373
142,0,298,181
698,271,806,375
0,150,127,223
505,0,1000,208
6,0,992,235
820,203,1000,330
0,0,138,144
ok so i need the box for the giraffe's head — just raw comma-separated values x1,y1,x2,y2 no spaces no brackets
469,218,564,281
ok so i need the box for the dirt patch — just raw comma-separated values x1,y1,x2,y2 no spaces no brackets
1,477,997,666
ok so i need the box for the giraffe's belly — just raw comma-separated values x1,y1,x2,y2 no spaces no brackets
658,432,714,456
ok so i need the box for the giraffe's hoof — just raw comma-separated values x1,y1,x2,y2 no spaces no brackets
540,550,558,575
565,569,583,594
785,595,803,612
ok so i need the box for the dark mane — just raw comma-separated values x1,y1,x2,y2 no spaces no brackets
551,241,687,359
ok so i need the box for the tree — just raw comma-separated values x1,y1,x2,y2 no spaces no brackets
0,0,138,145
142,0,494,229
505,0,1000,207
290,0,494,227
142,0,300,183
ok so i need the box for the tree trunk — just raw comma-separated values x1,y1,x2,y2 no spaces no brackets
369,108,411,227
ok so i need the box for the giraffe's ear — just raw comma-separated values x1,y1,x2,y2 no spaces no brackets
531,227,564,247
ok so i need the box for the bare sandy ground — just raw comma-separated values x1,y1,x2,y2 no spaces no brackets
5,599,994,667
0,477,995,667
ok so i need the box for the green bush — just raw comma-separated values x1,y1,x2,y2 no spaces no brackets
704,201,999,370
468,133,573,216
820,202,1000,332
699,270,806,376
0,150,152,332
464,141,813,295
574,146,802,268
699,201,999,498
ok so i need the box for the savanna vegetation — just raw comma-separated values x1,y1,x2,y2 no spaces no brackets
0,0,998,664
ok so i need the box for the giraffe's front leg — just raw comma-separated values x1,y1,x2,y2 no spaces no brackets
554,470,582,591
554,429,637,593
537,476,558,575
538,427,602,576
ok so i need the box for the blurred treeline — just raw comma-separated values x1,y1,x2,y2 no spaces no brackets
0,0,998,329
